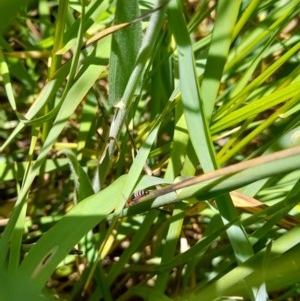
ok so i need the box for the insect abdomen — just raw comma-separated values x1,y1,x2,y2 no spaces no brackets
130,190,149,204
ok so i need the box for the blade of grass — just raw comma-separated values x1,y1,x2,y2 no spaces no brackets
108,0,141,107
121,286,173,301
0,49,16,110
212,79,300,133
76,93,99,161
124,146,300,214
164,103,189,179
0,158,69,182
106,211,159,285
18,175,127,291
59,148,94,200
168,0,253,265
8,126,40,272
0,61,71,151
225,0,300,72
82,108,167,296
200,0,241,121
55,0,111,54
218,90,300,164
246,176,300,243
0,0,29,31
47,0,68,77
155,202,187,291
154,219,235,272
0,36,109,268
167,0,215,170
232,0,261,39
215,41,300,124
186,225,300,301
107,0,168,157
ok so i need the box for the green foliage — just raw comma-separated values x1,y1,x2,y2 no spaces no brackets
108,0,142,106
1,0,300,300
0,0,30,32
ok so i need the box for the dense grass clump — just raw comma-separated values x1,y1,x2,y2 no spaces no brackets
1,0,300,300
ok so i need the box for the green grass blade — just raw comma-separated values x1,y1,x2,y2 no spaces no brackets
200,0,241,120
108,0,141,106
0,38,109,267
168,0,254,265
107,0,168,156
59,148,94,200
125,147,300,213
155,202,186,291
0,61,70,151
186,226,300,301
0,158,68,182
167,0,215,170
0,49,16,110
164,103,189,179
106,211,159,285
18,175,127,291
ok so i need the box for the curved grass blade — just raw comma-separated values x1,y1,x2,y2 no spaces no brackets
200,0,241,120
0,38,109,267
124,146,300,214
185,225,300,301
167,0,253,265
18,175,127,291
107,0,168,157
